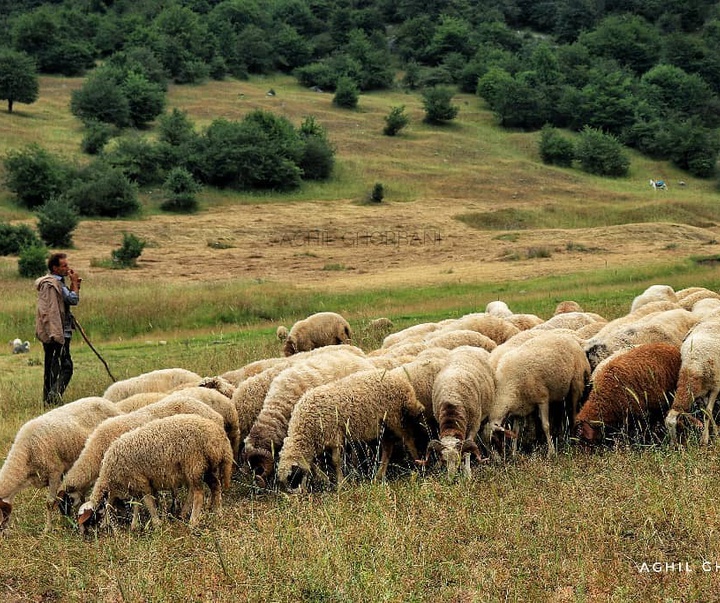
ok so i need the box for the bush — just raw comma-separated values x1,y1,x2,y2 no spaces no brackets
18,245,48,278
422,86,459,124
70,68,131,128
161,167,200,213
0,223,42,255
539,125,575,167
383,105,410,136
104,136,172,186
66,162,140,217
36,197,79,248
370,182,384,203
299,136,335,181
81,121,114,155
111,233,146,268
333,77,360,109
3,144,70,209
575,126,630,177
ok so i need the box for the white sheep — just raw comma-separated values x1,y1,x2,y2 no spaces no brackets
677,289,720,312
484,331,591,457
630,284,677,313
424,329,498,352
103,368,202,402
504,313,544,331
446,313,520,345
243,348,375,484
114,392,167,413
221,357,289,386
485,301,513,318
280,312,353,356
690,298,720,319
58,396,226,515
665,317,720,446
381,322,441,349
0,397,122,532
420,346,495,478
531,311,606,332
11,338,30,354
77,414,233,531
553,301,584,315
488,328,583,370
277,367,427,491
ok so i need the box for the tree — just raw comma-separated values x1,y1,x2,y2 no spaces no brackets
383,105,410,136
539,125,575,167
575,126,630,177
36,197,79,247
421,86,459,124
0,49,39,113
122,71,166,128
70,68,131,127
161,167,200,213
333,76,360,109
3,144,69,209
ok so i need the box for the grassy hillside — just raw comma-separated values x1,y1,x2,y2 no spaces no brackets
1,74,720,601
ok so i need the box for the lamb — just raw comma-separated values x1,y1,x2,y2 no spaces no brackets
575,343,681,446
419,346,495,478
0,397,123,532
629,284,677,313
243,348,375,483
485,301,513,318
585,308,699,371
11,338,30,354
276,367,427,491
77,414,233,531
554,301,584,315
58,396,226,515
665,317,720,446
103,368,202,402
484,331,591,457
280,312,353,356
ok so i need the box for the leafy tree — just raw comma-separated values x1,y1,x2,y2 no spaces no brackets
383,105,410,136
122,71,166,128
299,136,335,180
425,15,475,64
65,162,140,217
3,144,69,209
36,197,79,248
158,108,197,147
70,68,131,127
421,86,459,124
333,76,360,109
539,125,575,167
575,126,630,177
18,244,48,278
104,135,172,186
111,232,146,268
161,167,200,213
0,222,42,255
0,49,39,113
272,23,313,72
81,121,114,155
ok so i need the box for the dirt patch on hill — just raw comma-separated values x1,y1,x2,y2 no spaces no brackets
69,197,719,291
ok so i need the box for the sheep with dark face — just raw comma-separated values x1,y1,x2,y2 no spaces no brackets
419,346,494,478
78,414,233,531
280,312,353,356
575,343,682,447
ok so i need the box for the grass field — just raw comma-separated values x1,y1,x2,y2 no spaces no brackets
1,73,720,602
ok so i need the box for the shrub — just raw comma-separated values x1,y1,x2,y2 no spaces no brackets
161,167,200,213
70,68,131,128
383,105,410,136
299,136,335,181
0,223,42,255
104,135,173,186
539,125,575,167
111,232,146,268
422,86,459,124
575,126,630,177
3,144,70,209
66,162,140,217
370,182,384,203
36,197,79,248
18,245,48,278
81,121,114,155
333,77,359,109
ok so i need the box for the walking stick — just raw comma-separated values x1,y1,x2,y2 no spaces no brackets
72,317,117,383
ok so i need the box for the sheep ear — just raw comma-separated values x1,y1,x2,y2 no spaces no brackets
77,508,94,525
54,490,66,511
0,500,11,527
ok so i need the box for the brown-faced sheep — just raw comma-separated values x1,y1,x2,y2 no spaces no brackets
420,347,494,478
0,397,122,532
554,301,584,315
575,343,681,447
78,414,233,531
665,317,720,446
103,368,202,402
280,312,353,356
484,331,591,457
277,368,426,491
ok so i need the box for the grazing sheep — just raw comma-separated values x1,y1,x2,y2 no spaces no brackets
277,368,427,491
665,317,720,446
691,298,720,319
115,392,167,413
532,312,606,332
103,368,202,402
449,314,520,345
585,309,698,371
367,317,394,331
243,348,375,483
554,301,584,315
11,338,30,354
677,289,720,312
575,343,681,446
630,284,677,313
58,396,226,515
504,314,544,331
221,357,289,387
488,328,583,370
484,332,591,457
78,414,233,531
280,312,353,356
0,397,122,532
276,326,289,343
381,323,442,349
485,301,513,318
424,329,497,352
420,347,495,477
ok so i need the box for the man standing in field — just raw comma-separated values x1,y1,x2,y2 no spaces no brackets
35,252,81,405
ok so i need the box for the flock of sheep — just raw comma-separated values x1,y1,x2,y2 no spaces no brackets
2,287,720,534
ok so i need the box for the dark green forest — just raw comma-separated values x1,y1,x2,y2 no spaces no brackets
2,0,720,181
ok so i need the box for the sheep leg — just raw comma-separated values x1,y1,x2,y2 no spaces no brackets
188,486,205,527
374,438,394,482
462,453,472,479
538,403,556,457
702,388,720,446
332,445,344,487
45,474,62,532
141,494,162,528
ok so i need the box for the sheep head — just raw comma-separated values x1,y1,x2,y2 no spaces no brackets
574,420,603,450
278,462,309,494
55,489,82,517
77,499,106,535
276,326,289,343
0,499,12,531
244,447,275,485
198,375,236,399
282,336,298,356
